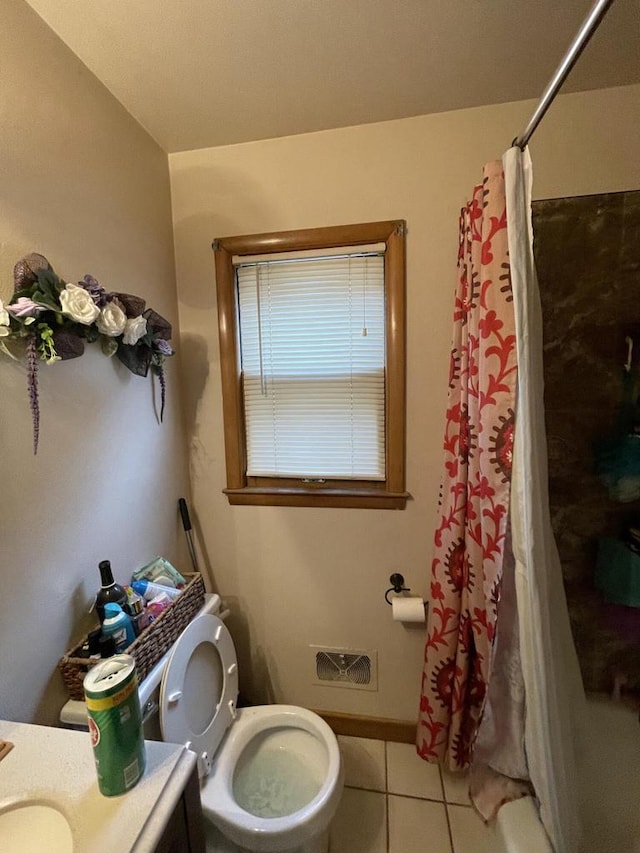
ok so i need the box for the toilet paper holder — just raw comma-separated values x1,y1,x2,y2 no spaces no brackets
384,573,411,605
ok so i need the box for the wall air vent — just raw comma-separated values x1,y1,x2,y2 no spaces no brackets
310,646,378,691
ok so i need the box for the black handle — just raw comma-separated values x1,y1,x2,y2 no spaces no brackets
178,498,192,532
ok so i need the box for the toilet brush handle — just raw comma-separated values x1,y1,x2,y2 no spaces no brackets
178,497,201,574
178,497,192,531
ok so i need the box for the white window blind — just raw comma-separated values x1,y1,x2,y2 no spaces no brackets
235,247,386,480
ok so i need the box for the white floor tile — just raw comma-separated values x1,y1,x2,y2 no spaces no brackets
388,795,452,853
387,741,443,800
448,803,507,853
329,787,387,853
441,767,471,806
337,735,386,792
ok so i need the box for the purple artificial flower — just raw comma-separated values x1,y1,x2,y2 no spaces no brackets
156,363,167,422
7,297,45,319
26,334,40,454
155,339,173,357
79,274,111,308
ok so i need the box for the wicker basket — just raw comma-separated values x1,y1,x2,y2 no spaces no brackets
59,572,205,701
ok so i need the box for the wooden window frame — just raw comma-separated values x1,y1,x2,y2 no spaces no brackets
213,220,409,509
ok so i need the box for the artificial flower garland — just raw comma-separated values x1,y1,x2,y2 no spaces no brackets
1,253,174,454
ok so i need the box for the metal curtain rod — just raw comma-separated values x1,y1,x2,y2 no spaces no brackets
513,0,616,149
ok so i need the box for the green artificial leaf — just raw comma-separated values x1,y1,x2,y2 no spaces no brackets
0,339,19,360
10,287,37,302
30,288,59,311
71,321,84,336
33,271,64,311
37,268,63,295
101,336,118,357
84,325,100,344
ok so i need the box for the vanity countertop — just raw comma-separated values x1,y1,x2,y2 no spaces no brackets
0,718,197,852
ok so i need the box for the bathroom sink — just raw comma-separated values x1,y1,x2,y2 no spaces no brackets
0,802,73,852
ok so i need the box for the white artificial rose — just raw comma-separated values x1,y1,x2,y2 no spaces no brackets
96,301,126,337
123,315,147,346
59,283,100,325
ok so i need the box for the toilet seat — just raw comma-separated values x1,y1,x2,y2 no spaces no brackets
159,613,239,777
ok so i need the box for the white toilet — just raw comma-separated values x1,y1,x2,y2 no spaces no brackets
62,595,343,853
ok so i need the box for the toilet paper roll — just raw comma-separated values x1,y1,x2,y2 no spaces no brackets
391,596,426,623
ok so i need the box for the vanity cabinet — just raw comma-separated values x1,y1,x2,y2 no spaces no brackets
0,719,205,853
154,763,205,853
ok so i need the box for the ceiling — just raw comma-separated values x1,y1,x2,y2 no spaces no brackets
24,0,640,153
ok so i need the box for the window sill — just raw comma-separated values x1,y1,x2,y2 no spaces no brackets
223,487,410,509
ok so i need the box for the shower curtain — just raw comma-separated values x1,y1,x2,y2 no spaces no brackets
418,148,586,853
502,145,586,853
417,161,518,769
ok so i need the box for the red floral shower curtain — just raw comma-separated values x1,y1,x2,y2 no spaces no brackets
417,161,518,770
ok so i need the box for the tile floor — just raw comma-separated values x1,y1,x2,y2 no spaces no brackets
330,736,506,853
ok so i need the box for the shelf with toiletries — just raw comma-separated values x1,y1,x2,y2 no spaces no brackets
59,557,204,701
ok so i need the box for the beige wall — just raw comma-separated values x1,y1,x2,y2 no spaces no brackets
170,84,640,722
0,0,189,724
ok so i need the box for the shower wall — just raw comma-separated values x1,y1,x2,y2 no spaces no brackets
532,190,640,692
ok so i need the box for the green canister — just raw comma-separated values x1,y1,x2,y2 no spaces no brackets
83,654,146,796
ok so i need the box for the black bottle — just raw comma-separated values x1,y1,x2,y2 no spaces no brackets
77,628,102,659
95,560,128,624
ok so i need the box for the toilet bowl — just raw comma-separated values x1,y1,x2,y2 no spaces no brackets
158,611,343,853
200,706,343,852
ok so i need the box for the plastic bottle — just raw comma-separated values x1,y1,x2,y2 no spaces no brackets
99,635,116,659
101,603,136,653
132,579,182,602
77,628,102,659
124,586,149,636
95,560,129,623
146,592,172,620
